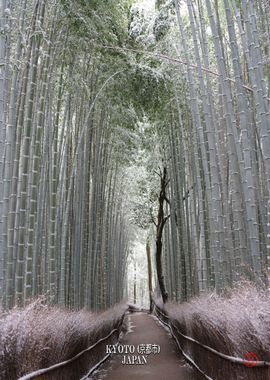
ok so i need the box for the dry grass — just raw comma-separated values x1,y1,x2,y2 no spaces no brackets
154,282,270,380
0,299,127,380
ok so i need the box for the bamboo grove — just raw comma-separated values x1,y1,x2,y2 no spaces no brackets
0,0,270,311
162,0,270,301
0,0,133,310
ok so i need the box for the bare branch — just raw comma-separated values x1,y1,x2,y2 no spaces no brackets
164,196,171,205
93,44,270,102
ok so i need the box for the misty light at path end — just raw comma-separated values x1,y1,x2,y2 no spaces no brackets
126,234,150,308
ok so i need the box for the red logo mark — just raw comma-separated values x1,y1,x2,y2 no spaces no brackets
243,352,259,367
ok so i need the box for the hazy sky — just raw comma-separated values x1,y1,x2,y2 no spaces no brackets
135,0,156,13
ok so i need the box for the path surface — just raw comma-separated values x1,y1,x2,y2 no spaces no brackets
91,312,204,380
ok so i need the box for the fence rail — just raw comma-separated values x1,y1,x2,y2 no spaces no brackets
18,311,127,380
152,302,213,380
153,301,270,368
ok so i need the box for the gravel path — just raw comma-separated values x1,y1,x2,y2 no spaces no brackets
91,312,204,380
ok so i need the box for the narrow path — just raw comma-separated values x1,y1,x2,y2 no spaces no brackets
92,312,204,380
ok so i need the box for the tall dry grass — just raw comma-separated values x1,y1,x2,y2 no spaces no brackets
154,283,270,380
0,299,127,380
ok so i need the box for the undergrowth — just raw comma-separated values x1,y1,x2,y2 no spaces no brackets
0,299,127,380
155,282,270,380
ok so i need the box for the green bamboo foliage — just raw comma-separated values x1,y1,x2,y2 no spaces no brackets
1,0,269,311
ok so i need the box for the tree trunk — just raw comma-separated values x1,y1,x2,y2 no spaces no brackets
146,239,153,311
155,167,170,303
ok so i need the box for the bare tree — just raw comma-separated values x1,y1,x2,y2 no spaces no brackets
154,167,170,303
